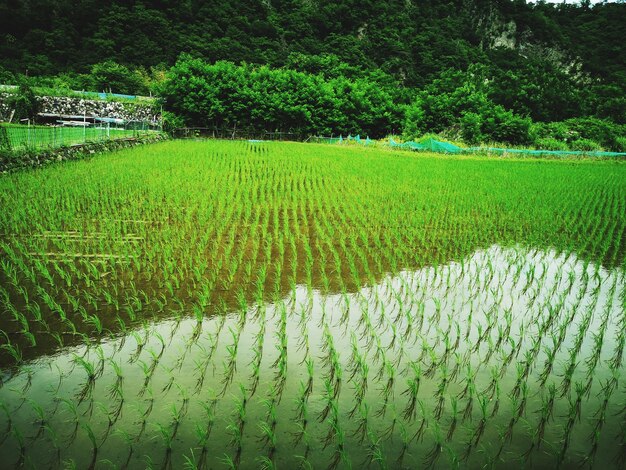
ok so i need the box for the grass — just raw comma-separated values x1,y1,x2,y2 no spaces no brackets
0,139,624,468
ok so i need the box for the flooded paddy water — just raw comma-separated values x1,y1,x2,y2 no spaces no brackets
0,140,625,468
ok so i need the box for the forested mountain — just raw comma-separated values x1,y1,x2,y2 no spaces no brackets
1,0,625,145
2,0,624,84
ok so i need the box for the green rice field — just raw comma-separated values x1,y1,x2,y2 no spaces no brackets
0,140,625,469
1,124,141,151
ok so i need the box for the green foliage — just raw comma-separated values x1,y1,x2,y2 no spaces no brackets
159,56,402,137
460,112,483,145
535,137,569,152
88,61,147,95
569,139,602,152
6,82,39,122
615,137,626,153
0,65,15,83
532,118,626,151
403,67,532,145
483,109,532,146
161,111,185,134
0,126,10,151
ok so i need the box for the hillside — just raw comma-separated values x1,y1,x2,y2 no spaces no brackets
1,0,625,145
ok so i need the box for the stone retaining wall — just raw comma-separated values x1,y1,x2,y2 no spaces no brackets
0,93,160,122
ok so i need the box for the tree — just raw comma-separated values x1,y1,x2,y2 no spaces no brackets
88,61,146,95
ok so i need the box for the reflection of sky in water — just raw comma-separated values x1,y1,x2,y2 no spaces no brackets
0,245,624,469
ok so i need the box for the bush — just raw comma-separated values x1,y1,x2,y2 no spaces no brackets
482,108,532,145
530,118,626,151
535,137,569,151
6,82,40,122
615,137,626,153
460,112,483,145
161,111,185,133
570,138,602,152
531,121,573,142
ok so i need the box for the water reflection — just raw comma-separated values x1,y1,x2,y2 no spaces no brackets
0,245,624,469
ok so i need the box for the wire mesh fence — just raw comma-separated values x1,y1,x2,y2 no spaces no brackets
0,123,157,152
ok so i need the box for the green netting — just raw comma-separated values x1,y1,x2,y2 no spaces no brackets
389,137,463,153
0,126,10,151
389,138,626,158
313,135,373,146
316,135,626,157
0,124,148,151
467,146,626,158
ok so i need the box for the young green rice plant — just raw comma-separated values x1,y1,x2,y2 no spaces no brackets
154,422,174,469
465,393,490,458
0,402,12,446
128,330,147,364
446,396,460,442
9,426,26,468
0,341,23,366
411,399,429,444
402,362,421,422
556,397,579,468
73,354,96,404
258,420,277,458
318,378,337,424
327,417,349,470
424,420,445,469
293,382,310,444
220,326,241,396
433,365,450,421
80,422,99,470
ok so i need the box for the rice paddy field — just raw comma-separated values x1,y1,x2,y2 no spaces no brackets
0,140,625,469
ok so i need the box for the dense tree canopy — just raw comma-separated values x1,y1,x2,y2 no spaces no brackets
160,56,403,137
1,0,625,146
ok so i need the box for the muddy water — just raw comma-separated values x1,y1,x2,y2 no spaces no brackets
0,245,624,469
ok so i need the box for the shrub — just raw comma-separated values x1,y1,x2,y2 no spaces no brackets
482,108,532,145
161,111,185,133
535,137,569,151
569,138,602,152
460,112,483,145
531,121,572,141
6,82,40,122
615,137,626,153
